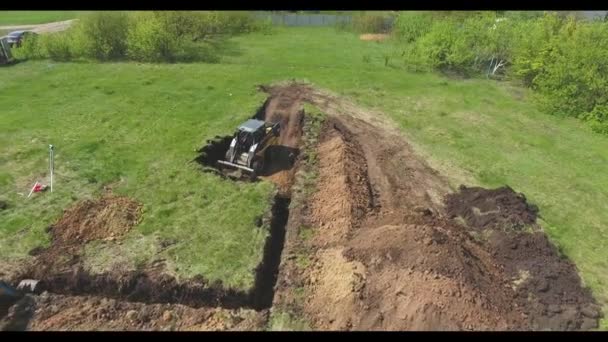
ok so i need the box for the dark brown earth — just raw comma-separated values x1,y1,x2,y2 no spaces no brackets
445,186,601,330
15,194,142,279
445,185,539,232
0,293,265,331
269,83,601,331
2,83,601,331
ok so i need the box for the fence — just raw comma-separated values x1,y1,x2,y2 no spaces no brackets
254,12,353,27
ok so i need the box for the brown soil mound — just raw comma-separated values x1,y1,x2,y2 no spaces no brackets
486,231,602,330
13,195,142,282
444,185,600,329
1,293,264,331
445,185,539,231
51,195,142,245
359,34,390,41
271,83,601,331
307,121,373,247
296,118,524,330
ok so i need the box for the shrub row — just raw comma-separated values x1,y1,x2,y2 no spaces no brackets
393,11,608,134
14,11,272,63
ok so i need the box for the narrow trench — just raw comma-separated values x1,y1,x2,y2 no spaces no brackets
2,92,298,329
252,195,290,310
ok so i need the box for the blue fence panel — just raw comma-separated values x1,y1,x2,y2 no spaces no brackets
254,12,359,27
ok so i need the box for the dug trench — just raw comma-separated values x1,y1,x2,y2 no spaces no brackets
270,83,603,331
2,83,603,330
0,83,307,330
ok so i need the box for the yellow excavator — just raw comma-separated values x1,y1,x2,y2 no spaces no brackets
217,119,281,178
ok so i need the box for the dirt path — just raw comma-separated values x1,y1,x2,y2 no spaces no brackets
0,20,76,34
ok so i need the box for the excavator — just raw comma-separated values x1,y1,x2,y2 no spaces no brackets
218,119,281,179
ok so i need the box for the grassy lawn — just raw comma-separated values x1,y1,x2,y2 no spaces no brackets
0,62,276,289
1,27,607,324
0,11,86,26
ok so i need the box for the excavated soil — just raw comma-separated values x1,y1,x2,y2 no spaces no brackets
3,83,601,331
445,185,540,231
14,194,142,279
0,293,265,331
445,185,600,330
359,34,390,41
270,83,601,331
51,195,142,245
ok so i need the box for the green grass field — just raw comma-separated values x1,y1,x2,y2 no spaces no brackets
1,26,608,326
0,11,86,26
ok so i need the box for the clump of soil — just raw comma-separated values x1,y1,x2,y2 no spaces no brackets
50,195,142,245
445,185,539,231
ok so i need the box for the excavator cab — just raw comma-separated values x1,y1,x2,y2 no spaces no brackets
218,119,281,178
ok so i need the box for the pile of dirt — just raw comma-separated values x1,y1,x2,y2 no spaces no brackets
1,293,265,331
359,34,390,41
50,195,142,245
12,194,142,284
270,83,601,331
486,231,601,330
444,185,600,329
445,185,539,231
294,117,525,330
306,121,373,247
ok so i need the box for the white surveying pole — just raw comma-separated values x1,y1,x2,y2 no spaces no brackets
49,144,54,192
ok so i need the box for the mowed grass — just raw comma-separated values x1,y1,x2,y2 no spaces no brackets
1,27,607,323
0,62,276,289
0,11,86,26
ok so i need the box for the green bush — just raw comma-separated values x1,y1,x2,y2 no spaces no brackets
10,11,270,64
221,11,258,34
393,11,433,43
44,32,74,61
510,13,565,86
11,33,44,60
80,11,130,60
532,18,608,118
127,12,177,62
394,11,608,135
582,105,608,134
